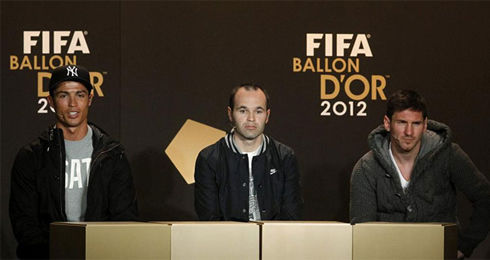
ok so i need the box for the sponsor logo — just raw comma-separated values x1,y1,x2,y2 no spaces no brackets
293,33,389,117
66,66,78,77
9,31,106,114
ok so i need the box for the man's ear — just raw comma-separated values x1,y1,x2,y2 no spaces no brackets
47,95,55,110
227,107,233,124
383,115,391,132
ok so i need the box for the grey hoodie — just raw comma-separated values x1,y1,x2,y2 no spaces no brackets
350,120,490,256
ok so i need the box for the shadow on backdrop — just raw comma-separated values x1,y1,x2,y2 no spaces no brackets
131,148,197,222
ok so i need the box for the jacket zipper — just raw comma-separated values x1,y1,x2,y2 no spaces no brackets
57,131,67,221
86,142,121,195
90,143,120,173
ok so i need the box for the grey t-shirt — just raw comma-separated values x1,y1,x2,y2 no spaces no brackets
246,148,261,221
64,126,93,222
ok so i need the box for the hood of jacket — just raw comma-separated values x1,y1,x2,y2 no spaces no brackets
367,119,452,170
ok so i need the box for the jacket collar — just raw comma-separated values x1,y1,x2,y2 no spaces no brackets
40,123,118,149
224,129,269,155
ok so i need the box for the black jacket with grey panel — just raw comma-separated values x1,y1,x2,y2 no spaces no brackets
9,124,138,259
350,119,490,257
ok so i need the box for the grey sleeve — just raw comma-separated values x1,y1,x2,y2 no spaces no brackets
449,143,490,257
350,157,378,224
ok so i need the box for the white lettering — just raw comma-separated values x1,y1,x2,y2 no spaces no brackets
23,31,40,54
325,34,333,57
65,158,91,189
306,33,323,57
53,31,70,54
68,31,90,54
306,33,373,57
65,161,69,188
66,66,78,77
69,159,82,189
336,34,353,57
82,158,91,186
23,31,90,54
351,34,373,57
42,31,50,54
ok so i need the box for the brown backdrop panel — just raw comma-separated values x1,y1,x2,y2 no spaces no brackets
1,1,489,259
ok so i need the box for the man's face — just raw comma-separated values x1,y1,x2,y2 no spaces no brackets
384,109,427,154
228,88,270,141
48,81,92,131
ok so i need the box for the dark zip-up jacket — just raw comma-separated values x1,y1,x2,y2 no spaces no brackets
194,133,304,221
9,124,138,259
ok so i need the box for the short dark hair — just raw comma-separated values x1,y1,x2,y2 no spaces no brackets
386,90,427,120
228,83,270,110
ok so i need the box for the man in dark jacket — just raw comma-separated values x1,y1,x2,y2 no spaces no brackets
350,90,490,258
194,84,303,221
9,65,138,259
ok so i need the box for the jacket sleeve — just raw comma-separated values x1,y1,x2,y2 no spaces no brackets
9,147,50,259
278,153,304,220
350,157,378,224
449,144,490,257
108,151,138,221
194,151,223,220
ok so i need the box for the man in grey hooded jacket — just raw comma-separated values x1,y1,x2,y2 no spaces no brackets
350,90,490,258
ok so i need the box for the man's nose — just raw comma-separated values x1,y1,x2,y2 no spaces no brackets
404,124,413,135
247,113,255,121
68,97,77,107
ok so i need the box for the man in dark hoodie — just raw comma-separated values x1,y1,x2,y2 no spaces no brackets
9,65,138,259
350,90,490,259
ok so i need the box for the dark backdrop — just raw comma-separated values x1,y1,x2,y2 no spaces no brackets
2,1,489,259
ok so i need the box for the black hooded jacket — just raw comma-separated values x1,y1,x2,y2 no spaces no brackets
9,124,138,259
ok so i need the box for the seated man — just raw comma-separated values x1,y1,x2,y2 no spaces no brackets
194,84,304,221
9,65,138,259
350,90,490,258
